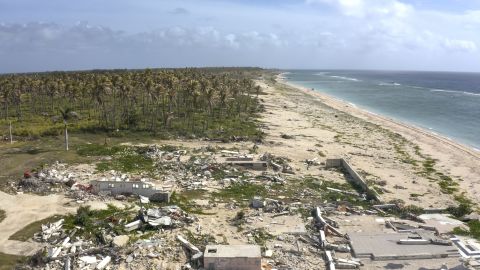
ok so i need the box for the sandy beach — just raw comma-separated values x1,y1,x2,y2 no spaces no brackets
254,74,480,208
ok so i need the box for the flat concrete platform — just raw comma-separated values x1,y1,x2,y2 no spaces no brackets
349,233,460,260
419,214,467,234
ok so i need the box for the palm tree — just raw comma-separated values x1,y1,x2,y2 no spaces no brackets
58,107,76,151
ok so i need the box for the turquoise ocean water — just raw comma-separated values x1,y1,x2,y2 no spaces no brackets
284,70,480,151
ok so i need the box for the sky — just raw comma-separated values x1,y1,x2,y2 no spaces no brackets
1,0,480,73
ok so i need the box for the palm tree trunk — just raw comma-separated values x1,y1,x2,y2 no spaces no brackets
9,120,13,144
64,123,69,151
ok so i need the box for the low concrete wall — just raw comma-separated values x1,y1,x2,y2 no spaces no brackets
91,180,170,202
225,157,254,162
225,161,268,171
325,158,382,202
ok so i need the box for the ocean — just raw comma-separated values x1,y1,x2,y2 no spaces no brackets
283,70,480,151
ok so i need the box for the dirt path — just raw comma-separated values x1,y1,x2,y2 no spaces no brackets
0,191,125,256
0,191,76,256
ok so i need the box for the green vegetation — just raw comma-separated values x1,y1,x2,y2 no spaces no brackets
453,220,480,240
320,180,371,207
183,230,216,250
400,205,424,215
169,191,210,215
9,215,63,241
0,68,263,142
0,209,5,223
447,202,473,218
212,183,267,203
387,130,471,206
231,210,247,231
96,149,154,173
76,143,127,156
63,205,136,242
389,132,418,166
0,252,27,270
269,175,371,207
249,228,274,246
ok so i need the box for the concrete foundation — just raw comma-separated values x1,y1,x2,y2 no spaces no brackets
225,161,268,171
349,233,460,260
204,245,261,270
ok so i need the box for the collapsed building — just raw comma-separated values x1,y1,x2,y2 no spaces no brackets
325,157,382,202
90,180,170,202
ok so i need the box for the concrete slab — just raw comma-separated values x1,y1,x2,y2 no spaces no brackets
261,214,307,236
419,214,466,234
349,233,460,260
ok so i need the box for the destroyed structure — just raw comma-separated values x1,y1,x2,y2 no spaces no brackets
224,157,268,171
90,180,170,202
204,245,262,270
8,146,480,270
325,158,382,201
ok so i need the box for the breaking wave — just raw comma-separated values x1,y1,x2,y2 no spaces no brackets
329,75,361,82
378,82,401,86
430,89,480,97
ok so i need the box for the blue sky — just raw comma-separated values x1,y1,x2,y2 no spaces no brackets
1,0,480,72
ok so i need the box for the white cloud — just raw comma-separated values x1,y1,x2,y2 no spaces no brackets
306,0,412,18
443,38,477,52
1,0,480,72
0,22,287,56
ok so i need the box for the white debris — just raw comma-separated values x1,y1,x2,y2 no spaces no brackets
96,256,111,270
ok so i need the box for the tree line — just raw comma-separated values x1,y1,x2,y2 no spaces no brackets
0,67,264,140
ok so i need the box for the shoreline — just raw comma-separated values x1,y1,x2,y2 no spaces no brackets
277,74,480,161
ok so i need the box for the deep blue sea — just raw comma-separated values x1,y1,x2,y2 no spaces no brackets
284,70,480,150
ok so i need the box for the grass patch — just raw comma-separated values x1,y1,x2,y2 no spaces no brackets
168,191,210,215
76,143,127,156
249,228,274,247
389,133,418,166
0,252,28,270
212,183,267,203
447,201,473,218
182,230,216,250
402,139,468,199
453,220,480,240
96,148,154,173
421,158,436,175
384,204,425,218
9,215,64,241
274,175,371,207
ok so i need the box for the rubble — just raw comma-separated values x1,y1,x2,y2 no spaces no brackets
112,235,129,247
11,144,474,270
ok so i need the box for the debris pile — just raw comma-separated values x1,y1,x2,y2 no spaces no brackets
260,152,295,174
141,144,186,163
31,219,117,270
139,205,197,228
18,162,75,193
